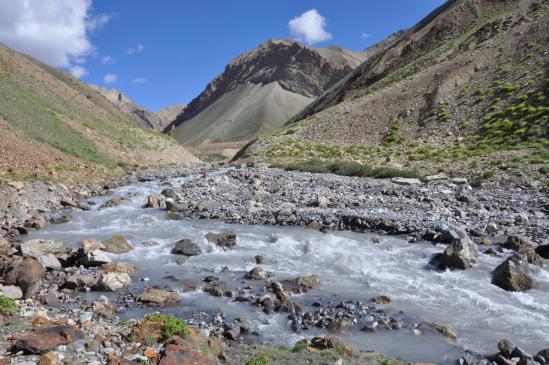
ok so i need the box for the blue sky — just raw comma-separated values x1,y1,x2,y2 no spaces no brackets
0,0,446,111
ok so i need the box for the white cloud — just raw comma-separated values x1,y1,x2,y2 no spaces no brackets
0,0,110,69
127,43,144,55
70,65,88,78
101,55,115,65
103,73,117,84
288,9,332,45
361,32,373,39
133,77,147,84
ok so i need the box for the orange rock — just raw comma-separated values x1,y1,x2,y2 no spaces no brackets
37,352,58,365
144,347,158,361
159,344,214,365
32,315,51,327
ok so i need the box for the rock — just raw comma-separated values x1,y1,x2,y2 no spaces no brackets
279,202,296,209
451,178,468,185
100,197,124,209
97,272,132,292
5,257,45,298
327,318,352,332
269,282,289,302
78,249,111,267
316,196,331,208
8,181,24,190
159,344,214,365
245,267,271,280
456,193,477,204
425,174,448,182
20,239,68,258
392,177,422,186
370,295,391,304
14,325,85,354
80,239,105,253
223,324,241,340
50,215,71,225
310,335,345,351
0,285,23,299
502,235,537,254
63,273,98,291
171,239,202,256
25,217,47,230
92,295,115,318
254,255,264,264
492,254,539,292
40,291,60,306
283,275,320,294
102,236,133,254
131,320,164,343
436,225,468,243
137,288,182,305
37,254,61,270
535,245,549,259
424,322,457,340
438,237,479,270
100,262,137,273
538,349,549,359
498,338,516,356
37,351,58,365
146,195,166,209
60,197,79,208
205,230,236,249
0,237,9,256
160,188,180,200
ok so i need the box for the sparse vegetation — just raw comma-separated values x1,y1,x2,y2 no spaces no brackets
245,353,269,365
144,313,189,339
0,296,18,315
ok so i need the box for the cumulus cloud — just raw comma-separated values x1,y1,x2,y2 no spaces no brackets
101,55,115,65
103,73,117,84
133,78,147,84
70,65,88,78
127,43,144,55
0,0,110,69
361,32,373,39
288,9,332,45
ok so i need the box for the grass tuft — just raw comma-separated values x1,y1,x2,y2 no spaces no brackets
144,313,189,338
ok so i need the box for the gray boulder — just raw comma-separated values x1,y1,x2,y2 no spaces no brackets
171,239,202,256
502,235,537,254
438,237,479,270
102,236,133,254
206,230,236,249
96,272,132,292
137,287,181,305
492,254,539,292
20,239,68,258
37,254,61,270
0,285,23,299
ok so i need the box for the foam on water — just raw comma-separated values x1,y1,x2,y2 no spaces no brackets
29,175,549,362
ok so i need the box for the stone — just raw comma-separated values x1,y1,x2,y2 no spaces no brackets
102,236,133,254
131,320,164,343
502,235,537,254
269,282,289,302
60,197,79,208
223,324,241,340
171,239,202,256
14,325,85,354
254,255,264,264
436,225,468,243
492,254,539,292
316,196,331,208
161,188,180,200
159,344,214,365
146,195,166,209
25,217,47,230
371,295,391,304
283,275,320,294
424,322,457,340
245,267,271,280
451,178,468,185
310,335,345,351
425,174,448,182
37,254,61,270
92,295,115,318
37,351,58,365
97,272,132,292
8,181,24,190
80,239,105,253
535,245,549,259
100,197,124,209
438,237,479,270
5,257,45,298
20,239,68,258
0,237,9,256
391,177,422,186
205,230,236,249
498,338,516,356
137,288,182,305
0,285,23,299
63,274,98,291
327,318,352,333
100,262,136,274
78,249,111,267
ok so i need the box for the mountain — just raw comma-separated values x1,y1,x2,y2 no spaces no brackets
167,39,369,147
90,85,165,131
238,0,549,179
0,43,198,180
155,104,187,130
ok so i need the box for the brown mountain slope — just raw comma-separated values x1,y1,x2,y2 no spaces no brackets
155,104,187,130
0,43,198,181
167,40,369,146
239,0,549,181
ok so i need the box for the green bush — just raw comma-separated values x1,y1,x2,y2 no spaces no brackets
245,354,269,365
291,340,308,353
0,296,18,315
144,313,189,338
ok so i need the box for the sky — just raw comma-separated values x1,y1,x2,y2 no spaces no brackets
0,0,446,111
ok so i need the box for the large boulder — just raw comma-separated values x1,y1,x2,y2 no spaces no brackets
438,237,479,270
502,235,537,254
102,236,133,254
96,272,132,292
20,239,68,258
171,239,202,256
92,295,115,318
492,254,539,292
78,249,111,267
535,245,549,259
245,267,271,280
5,257,45,298
99,197,124,209
436,225,468,244
62,273,98,291
37,254,61,271
0,285,23,299
137,288,181,306
159,344,214,365
145,195,166,209
205,230,236,249
14,325,85,354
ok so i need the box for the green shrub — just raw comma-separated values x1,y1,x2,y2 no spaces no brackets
144,314,189,338
0,296,18,315
245,353,269,365
291,340,308,353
